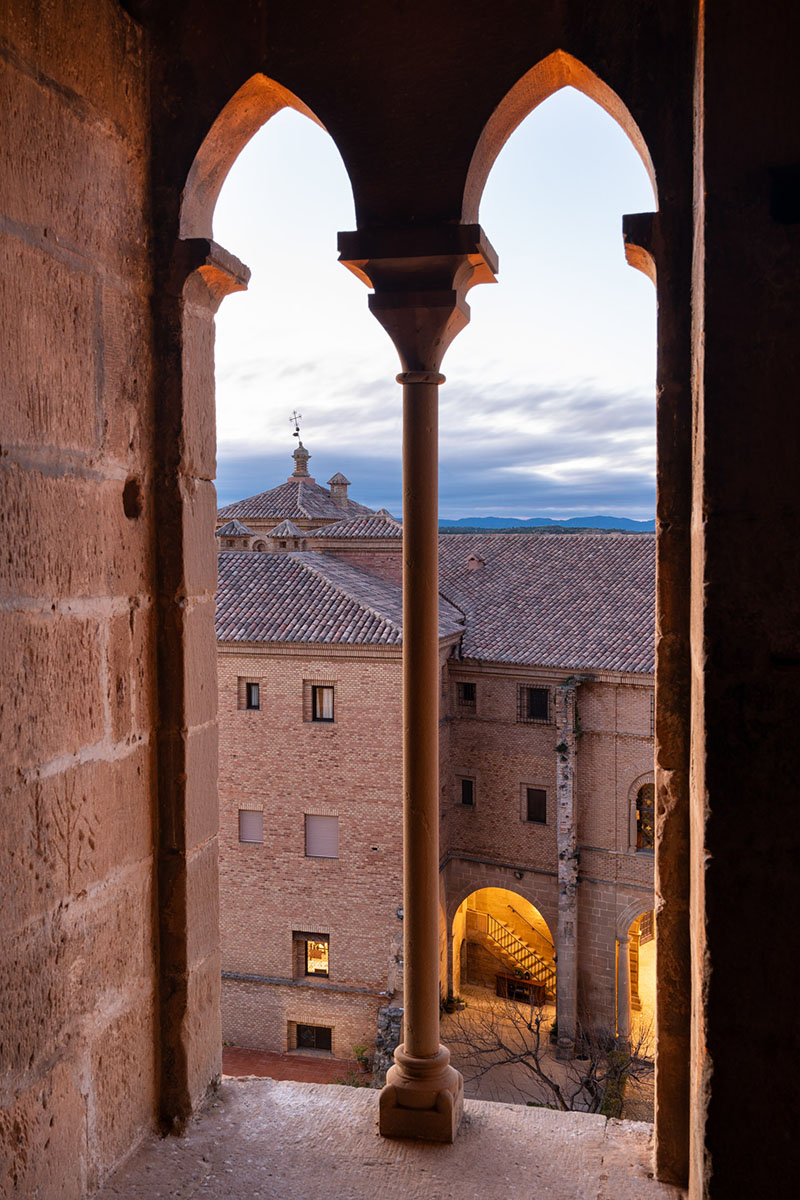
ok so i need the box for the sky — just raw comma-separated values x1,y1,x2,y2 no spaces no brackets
213,88,657,520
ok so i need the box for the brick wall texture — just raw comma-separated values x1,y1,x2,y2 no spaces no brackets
219,642,654,1047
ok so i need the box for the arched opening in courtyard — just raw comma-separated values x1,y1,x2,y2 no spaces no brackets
450,886,556,1010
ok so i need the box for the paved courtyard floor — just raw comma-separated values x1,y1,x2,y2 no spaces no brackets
441,983,654,1120
222,1045,370,1085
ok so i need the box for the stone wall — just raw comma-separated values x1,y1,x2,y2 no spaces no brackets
0,2,158,1193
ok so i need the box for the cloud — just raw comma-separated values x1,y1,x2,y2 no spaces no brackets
215,376,655,519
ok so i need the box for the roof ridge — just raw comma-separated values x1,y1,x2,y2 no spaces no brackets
293,552,404,636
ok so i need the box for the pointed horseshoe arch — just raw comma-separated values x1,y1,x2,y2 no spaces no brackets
181,74,325,239
462,49,657,223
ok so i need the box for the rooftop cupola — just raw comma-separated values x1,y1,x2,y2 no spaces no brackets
290,440,314,482
327,471,351,507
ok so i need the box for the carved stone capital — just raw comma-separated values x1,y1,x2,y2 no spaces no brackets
171,238,251,311
338,224,498,373
623,211,658,286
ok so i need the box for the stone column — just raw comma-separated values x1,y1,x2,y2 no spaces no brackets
338,224,497,1141
157,238,249,1125
617,936,632,1044
624,206,692,1186
555,679,579,1059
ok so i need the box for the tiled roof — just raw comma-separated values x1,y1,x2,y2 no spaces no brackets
438,533,655,674
218,479,374,522
216,551,464,645
216,519,255,537
269,518,304,537
307,513,402,540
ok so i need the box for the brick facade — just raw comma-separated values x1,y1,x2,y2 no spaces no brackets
218,533,654,1051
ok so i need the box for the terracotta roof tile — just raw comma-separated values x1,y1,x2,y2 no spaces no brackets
307,513,402,539
216,519,256,537
438,533,654,674
216,551,464,645
269,518,304,537
218,479,374,522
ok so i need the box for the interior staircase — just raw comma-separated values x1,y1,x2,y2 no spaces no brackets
483,912,556,999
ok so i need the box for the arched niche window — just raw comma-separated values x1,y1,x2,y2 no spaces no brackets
636,783,655,851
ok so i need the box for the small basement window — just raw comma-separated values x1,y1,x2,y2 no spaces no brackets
296,1024,332,1053
305,814,339,858
518,685,550,723
238,809,264,843
524,787,547,824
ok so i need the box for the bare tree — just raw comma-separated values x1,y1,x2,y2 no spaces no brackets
445,996,653,1116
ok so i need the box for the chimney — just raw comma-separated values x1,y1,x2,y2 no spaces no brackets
290,441,314,482
327,472,351,507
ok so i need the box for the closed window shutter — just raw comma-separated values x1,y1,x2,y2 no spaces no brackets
305,814,339,858
238,809,263,843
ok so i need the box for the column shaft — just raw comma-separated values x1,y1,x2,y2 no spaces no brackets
401,378,441,1059
617,938,632,1042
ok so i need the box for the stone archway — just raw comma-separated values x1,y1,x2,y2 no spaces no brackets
449,886,556,1008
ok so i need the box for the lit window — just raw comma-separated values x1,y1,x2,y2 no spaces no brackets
238,809,263,843
305,937,330,977
518,685,549,723
456,681,476,708
312,685,334,722
636,784,655,851
460,777,475,806
305,814,339,858
524,787,547,824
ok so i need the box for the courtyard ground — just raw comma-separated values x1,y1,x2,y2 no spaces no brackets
223,1045,370,1085
441,982,654,1120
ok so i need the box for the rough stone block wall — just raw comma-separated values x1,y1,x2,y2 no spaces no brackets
0,3,157,1194
217,647,404,1051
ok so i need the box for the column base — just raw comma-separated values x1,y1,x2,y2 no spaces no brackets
379,1044,464,1143
556,1036,575,1060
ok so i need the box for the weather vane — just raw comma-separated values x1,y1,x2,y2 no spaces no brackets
289,411,302,439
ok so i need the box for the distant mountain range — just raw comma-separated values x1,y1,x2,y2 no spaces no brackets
438,515,656,532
